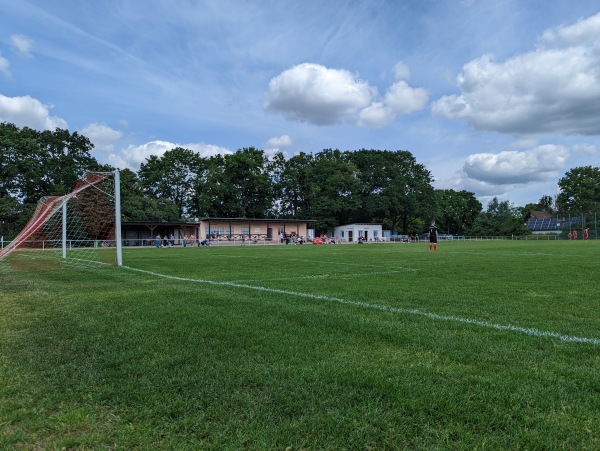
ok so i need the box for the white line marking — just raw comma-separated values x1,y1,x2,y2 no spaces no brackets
123,266,600,346
228,267,418,283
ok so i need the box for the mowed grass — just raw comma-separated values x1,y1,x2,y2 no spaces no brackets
1,240,599,449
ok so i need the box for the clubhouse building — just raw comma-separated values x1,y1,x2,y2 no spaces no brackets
121,217,316,246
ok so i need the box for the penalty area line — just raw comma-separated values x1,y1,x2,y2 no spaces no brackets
123,266,600,347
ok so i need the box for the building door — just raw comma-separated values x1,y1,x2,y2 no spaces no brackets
348,231,353,242
267,228,273,240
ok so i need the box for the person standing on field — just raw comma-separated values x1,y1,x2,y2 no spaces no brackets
584,227,589,241
428,220,438,252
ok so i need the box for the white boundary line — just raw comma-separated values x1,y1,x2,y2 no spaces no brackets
124,266,600,346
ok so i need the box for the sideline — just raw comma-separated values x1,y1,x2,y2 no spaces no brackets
123,266,600,347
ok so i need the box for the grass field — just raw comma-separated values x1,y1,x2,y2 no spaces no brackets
1,240,599,449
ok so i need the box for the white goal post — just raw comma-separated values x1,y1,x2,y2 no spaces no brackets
0,170,122,272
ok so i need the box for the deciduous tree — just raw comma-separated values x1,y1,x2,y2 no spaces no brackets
557,166,600,214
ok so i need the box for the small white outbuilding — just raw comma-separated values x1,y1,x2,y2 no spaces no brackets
333,223,383,243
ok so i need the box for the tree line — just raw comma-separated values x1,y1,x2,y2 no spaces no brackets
1,122,599,239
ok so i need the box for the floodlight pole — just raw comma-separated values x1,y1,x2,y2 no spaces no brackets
114,170,123,267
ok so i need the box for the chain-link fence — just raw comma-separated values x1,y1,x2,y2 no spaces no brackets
527,212,598,240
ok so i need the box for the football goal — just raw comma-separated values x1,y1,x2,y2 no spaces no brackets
0,171,122,272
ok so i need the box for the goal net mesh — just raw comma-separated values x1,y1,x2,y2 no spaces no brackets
0,172,118,272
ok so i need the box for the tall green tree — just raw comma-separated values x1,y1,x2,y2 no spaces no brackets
0,122,103,238
434,189,482,235
304,149,362,232
194,148,272,218
120,168,178,221
556,166,600,214
468,197,529,236
226,147,272,218
346,149,435,234
138,147,203,219
537,194,555,213
271,152,314,219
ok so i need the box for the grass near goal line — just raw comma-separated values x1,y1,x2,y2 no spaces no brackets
1,240,599,449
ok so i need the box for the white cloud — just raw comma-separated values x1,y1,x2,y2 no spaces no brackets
463,144,569,185
265,134,292,149
10,34,34,58
431,12,600,135
264,62,428,129
571,143,598,155
0,94,67,130
357,68,428,127
0,54,10,77
80,123,123,153
264,63,374,125
393,61,411,80
357,102,395,128
383,80,429,115
435,174,506,199
120,140,231,170
539,12,600,49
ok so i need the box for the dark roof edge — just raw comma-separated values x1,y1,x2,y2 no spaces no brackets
200,217,316,223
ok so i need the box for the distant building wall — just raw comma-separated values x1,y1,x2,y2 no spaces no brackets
333,223,383,242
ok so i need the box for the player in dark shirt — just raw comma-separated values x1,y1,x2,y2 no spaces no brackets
428,220,438,252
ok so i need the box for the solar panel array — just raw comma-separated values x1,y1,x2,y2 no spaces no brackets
527,216,581,231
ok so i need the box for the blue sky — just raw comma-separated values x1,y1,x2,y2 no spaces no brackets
1,0,599,207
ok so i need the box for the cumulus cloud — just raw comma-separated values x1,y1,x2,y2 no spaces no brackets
463,144,569,185
431,12,600,135
435,173,505,199
265,134,292,149
0,94,67,130
265,62,428,129
383,80,429,114
539,12,600,49
10,34,34,58
357,63,428,128
357,102,395,128
80,123,123,153
120,140,231,169
0,54,10,77
571,143,598,155
264,63,374,125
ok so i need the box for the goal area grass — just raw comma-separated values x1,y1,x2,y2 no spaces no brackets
1,240,599,449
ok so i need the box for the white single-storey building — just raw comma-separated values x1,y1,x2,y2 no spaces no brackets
333,223,383,243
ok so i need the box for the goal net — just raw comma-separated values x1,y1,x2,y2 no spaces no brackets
0,171,122,272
